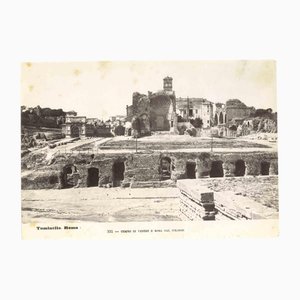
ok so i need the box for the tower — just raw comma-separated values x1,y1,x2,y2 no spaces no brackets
163,76,173,92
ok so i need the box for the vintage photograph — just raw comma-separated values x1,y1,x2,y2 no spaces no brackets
20,61,278,237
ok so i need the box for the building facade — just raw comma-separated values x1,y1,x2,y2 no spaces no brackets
176,97,213,128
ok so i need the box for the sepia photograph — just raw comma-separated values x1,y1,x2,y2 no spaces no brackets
3,1,300,299
4,0,300,299
20,61,278,238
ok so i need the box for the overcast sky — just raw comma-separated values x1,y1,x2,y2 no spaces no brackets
21,61,276,119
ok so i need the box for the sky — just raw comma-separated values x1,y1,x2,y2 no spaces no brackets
21,61,277,120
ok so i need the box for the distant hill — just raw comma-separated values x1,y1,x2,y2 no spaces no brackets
21,105,66,128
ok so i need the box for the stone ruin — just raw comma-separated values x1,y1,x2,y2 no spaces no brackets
21,150,278,190
126,77,178,137
178,180,216,221
177,178,278,221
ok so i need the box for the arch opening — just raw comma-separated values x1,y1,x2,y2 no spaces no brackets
261,161,270,175
219,112,224,124
234,160,246,176
112,161,125,187
214,114,218,126
186,162,196,179
61,165,77,188
87,167,99,187
210,161,224,177
161,157,171,180
71,125,80,138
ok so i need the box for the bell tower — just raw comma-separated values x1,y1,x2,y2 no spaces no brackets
163,76,173,92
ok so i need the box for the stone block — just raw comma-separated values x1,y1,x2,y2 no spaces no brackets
200,192,214,203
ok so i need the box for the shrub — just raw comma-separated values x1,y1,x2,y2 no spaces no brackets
190,117,203,128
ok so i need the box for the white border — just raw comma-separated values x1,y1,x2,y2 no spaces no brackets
1,1,300,299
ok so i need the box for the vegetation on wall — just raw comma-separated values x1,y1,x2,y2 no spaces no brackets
190,117,203,128
21,105,66,128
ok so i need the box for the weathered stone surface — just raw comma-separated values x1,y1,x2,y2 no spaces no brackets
193,176,279,212
21,149,278,190
177,177,278,220
214,191,278,220
21,170,60,190
225,99,255,122
127,78,177,136
177,179,216,220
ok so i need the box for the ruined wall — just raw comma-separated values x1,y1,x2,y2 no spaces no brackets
149,93,174,131
129,88,176,134
22,151,162,189
85,124,95,136
21,150,278,190
80,124,112,137
163,151,278,181
130,93,151,136
133,94,150,116
225,99,254,122
126,105,133,121
226,107,253,122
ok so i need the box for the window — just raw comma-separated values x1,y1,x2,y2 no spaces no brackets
195,109,198,114
189,109,193,117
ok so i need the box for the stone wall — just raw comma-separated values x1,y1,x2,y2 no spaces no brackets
21,150,278,190
129,93,151,136
225,99,255,122
128,86,176,135
149,93,174,131
178,181,216,221
177,177,279,220
226,107,253,122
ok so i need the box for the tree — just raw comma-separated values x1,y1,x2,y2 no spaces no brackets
177,115,187,122
253,108,273,118
190,117,203,128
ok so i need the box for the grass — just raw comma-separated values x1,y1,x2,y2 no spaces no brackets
74,136,270,151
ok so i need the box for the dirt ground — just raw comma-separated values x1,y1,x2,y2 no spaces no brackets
22,175,278,223
22,187,181,223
